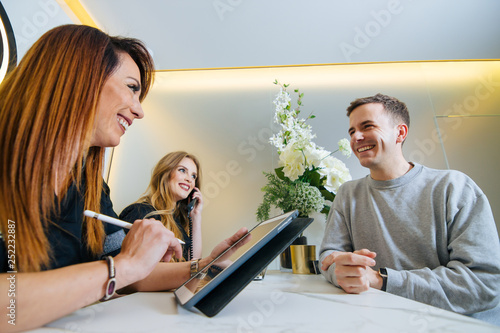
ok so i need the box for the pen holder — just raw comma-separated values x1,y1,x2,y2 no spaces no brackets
290,245,316,274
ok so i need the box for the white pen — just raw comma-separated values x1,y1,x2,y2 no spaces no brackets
84,210,185,245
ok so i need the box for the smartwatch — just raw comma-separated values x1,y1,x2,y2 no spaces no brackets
379,267,388,292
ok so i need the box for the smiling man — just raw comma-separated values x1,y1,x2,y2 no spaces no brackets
319,94,500,326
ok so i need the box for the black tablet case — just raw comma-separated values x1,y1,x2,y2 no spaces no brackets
194,217,314,317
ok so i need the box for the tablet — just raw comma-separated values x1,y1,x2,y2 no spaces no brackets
174,210,311,316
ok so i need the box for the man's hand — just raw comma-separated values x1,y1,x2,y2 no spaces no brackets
321,249,382,293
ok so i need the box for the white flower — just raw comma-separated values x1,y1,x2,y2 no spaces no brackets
291,182,324,216
273,88,291,110
293,123,316,150
303,147,326,168
338,138,352,158
265,82,352,216
318,156,352,193
269,134,285,151
278,145,305,181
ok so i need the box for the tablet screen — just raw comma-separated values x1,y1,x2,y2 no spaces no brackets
174,210,298,307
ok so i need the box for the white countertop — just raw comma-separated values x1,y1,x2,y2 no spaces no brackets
31,271,499,333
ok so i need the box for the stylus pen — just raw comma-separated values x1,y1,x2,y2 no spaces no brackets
84,210,185,245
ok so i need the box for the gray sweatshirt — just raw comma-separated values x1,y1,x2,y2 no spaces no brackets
320,163,500,326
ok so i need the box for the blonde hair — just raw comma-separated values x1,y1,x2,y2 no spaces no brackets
0,25,154,272
137,152,202,250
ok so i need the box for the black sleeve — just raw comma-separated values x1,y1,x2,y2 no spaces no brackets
119,203,159,223
120,203,192,261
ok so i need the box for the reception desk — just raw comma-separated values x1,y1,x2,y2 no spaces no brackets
30,271,499,332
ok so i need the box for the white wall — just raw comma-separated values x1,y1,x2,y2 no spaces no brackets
108,61,500,265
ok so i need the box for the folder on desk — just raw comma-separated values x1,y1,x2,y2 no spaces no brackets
174,211,313,317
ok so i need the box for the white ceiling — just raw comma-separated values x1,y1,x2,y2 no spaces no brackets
76,0,500,70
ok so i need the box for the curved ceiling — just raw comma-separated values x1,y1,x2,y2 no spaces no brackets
64,0,500,70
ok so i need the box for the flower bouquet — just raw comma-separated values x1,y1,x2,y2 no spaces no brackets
257,81,352,221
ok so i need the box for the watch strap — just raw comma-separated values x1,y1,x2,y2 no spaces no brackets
190,258,207,279
190,258,200,277
379,267,388,292
100,256,117,301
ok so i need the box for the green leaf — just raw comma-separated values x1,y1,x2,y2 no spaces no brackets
321,205,331,215
320,189,335,201
309,171,321,187
274,167,287,181
310,115,316,119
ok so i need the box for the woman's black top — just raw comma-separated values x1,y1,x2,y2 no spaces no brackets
119,203,192,260
0,180,123,272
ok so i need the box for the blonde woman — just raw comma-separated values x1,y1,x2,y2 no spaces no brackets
120,152,203,261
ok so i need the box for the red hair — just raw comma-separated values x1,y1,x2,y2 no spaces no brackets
0,25,154,272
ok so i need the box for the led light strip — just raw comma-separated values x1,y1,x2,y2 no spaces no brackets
60,0,97,27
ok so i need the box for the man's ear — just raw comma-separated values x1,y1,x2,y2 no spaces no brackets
396,124,408,144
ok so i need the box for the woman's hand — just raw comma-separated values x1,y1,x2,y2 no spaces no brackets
0,219,183,333
115,218,183,286
202,227,251,267
189,187,203,217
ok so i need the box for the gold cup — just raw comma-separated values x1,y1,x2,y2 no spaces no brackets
290,245,316,274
